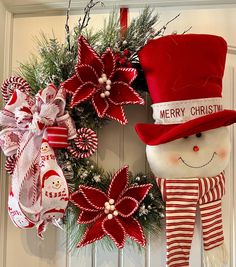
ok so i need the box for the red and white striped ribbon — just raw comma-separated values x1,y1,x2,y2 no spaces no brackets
156,172,225,267
0,82,75,235
47,126,68,148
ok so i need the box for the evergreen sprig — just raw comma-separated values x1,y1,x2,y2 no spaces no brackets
14,5,184,251
57,152,164,251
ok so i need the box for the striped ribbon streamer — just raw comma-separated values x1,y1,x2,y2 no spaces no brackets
156,172,225,267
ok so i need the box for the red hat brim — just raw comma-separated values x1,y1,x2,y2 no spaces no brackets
135,110,236,146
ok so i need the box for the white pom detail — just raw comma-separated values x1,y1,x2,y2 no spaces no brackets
100,92,106,98
113,210,119,216
109,199,115,205
110,205,115,211
105,91,110,97
98,78,104,84
104,209,109,214
106,79,111,85
107,214,113,220
106,84,111,90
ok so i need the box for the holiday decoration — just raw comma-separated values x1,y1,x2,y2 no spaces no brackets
61,36,144,124
135,34,236,267
0,0,183,251
70,165,152,248
38,138,69,238
0,83,73,235
68,127,98,159
1,76,32,102
5,155,17,175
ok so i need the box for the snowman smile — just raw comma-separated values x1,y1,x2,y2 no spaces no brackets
179,152,217,168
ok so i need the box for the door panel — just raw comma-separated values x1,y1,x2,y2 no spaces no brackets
1,7,236,267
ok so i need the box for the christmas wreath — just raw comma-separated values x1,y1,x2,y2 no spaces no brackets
0,1,184,250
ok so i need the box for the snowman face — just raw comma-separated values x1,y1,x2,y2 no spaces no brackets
41,142,50,154
44,175,66,191
146,127,230,178
13,215,30,228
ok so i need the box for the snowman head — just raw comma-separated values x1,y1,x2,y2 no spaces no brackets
135,34,236,179
42,170,66,192
13,214,31,228
147,127,230,178
41,139,50,154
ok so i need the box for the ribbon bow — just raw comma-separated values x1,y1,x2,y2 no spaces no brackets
0,84,75,233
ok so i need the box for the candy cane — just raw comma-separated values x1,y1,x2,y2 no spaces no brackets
68,128,98,159
1,76,31,103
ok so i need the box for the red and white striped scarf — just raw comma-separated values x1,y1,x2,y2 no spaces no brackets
45,188,67,199
157,172,225,267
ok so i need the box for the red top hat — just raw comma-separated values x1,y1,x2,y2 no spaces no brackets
135,34,236,145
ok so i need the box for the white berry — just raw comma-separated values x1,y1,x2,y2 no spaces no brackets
105,91,110,97
100,92,106,98
104,209,109,214
106,79,112,85
107,214,113,220
110,205,115,211
109,199,115,205
101,73,107,78
105,202,109,207
98,78,104,84
106,84,111,90
102,77,107,83
113,210,119,216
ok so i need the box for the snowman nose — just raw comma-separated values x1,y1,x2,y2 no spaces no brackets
193,146,199,152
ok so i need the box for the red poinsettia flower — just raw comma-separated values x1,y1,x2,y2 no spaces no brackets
70,165,152,248
61,36,144,124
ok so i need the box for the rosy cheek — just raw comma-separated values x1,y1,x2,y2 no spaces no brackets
47,185,52,190
217,148,228,159
168,154,180,165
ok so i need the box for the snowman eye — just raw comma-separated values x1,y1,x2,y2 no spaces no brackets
196,133,202,138
53,182,55,184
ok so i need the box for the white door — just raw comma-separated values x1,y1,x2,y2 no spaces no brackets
0,3,236,267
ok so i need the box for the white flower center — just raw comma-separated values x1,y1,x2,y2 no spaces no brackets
98,73,112,98
104,198,119,219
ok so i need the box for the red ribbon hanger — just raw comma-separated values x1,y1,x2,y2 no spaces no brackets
120,7,128,38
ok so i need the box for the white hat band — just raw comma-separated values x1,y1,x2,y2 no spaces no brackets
152,97,223,125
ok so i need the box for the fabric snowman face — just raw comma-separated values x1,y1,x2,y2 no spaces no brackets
41,141,50,154
13,214,30,228
146,126,230,178
43,174,67,193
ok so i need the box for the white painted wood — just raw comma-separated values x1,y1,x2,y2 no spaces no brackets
0,0,6,82
233,66,236,267
3,0,236,15
222,66,235,267
0,5,12,267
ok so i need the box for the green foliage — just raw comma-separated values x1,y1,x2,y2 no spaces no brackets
19,33,76,93
17,7,162,93
57,152,164,251
125,7,159,57
15,6,177,251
